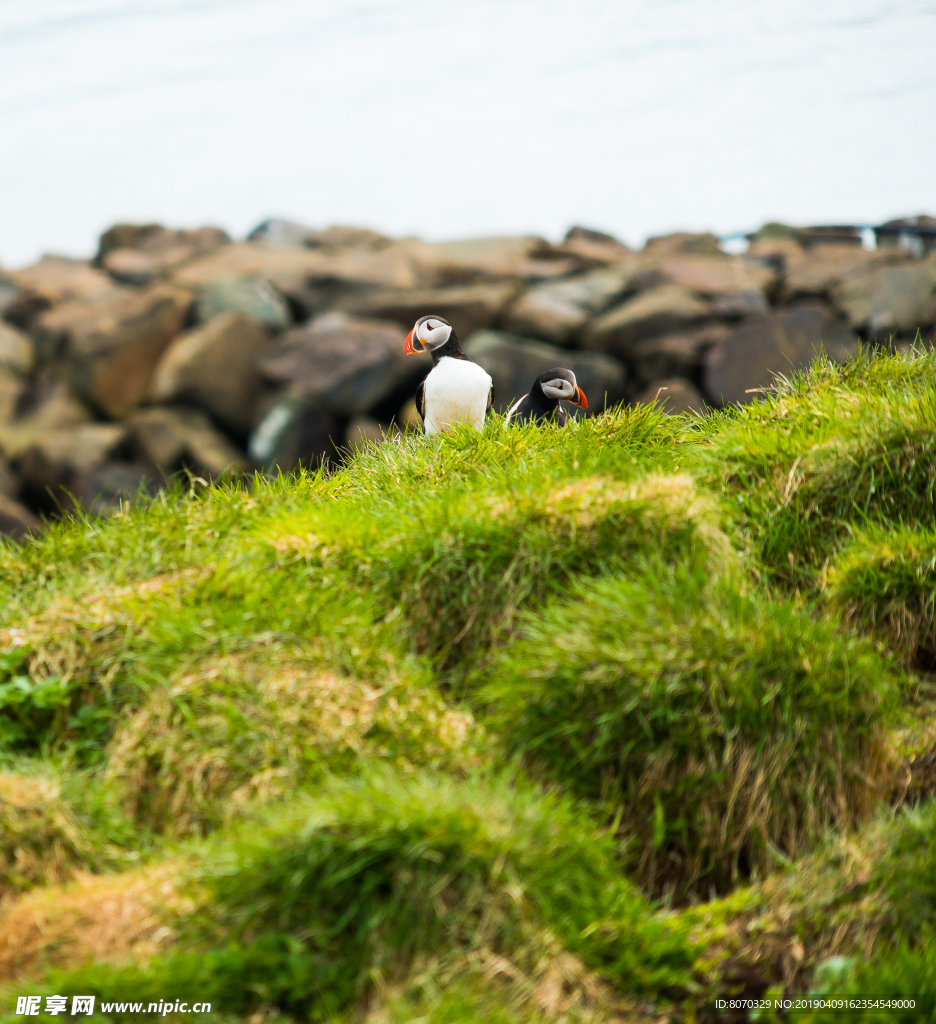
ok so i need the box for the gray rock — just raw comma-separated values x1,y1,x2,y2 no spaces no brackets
346,416,388,448
831,261,936,335
35,285,192,418
344,282,519,340
246,219,316,247
196,277,292,333
127,406,246,480
503,264,655,344
149,312,270,434
582,285,712,358
73,462,158,516
0,321,35,376
462,330,627,414
704,301,858,406
633,378,708,416
0,494,43,540
629,324,729,385
247,396,340,471
259,314,429,417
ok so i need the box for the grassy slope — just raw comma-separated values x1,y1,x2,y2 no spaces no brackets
0,348,934,1022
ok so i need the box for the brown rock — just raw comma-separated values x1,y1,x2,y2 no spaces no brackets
426,236,581,282
149,313,269,434
653,254,777,308
346,416,388,448
831,261,936,335
629,324,729,385
0,378,93,461
633,378,708,416
97,224,230,284
704,302,858,406
0,494,43,540
259,314,429,417
0,321,35,376
345,282,519,340
462,330,627,414
0,455,19,498
582,285,712,358
127,406,246,480
10,256,116,310
306,225,392,251
0,367,28,425
783,245,906,300
556,226,633,264
35,285,192,418
644,232,723,257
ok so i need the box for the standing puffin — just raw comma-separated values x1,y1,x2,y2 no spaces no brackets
404,315,494,435
504,368,588,426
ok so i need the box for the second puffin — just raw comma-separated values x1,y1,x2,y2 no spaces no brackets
504,368,588,426
404,315,494,435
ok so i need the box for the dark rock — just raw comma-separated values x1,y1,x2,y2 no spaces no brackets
633,378,708,416
0,379,92,460
710,290,770,318
346,416,388,448
73,462,158,516
247,396,340,471
150,313,270,434
127,406,246,480
462,330,627,414
0,367,29,426
503,264,654,344
35,285,192,418
0,322,35,376
644,233,723,257
876,215,936,256
832,261,936,335
0,494,43,540
582,285,712,358
704,302,858,406
0,455,19,499
196,277,292,333
259,314,429,418
345,282,519,340
798,225,863,248
629,324,729,385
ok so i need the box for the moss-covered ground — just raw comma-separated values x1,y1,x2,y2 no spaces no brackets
1,347,935,1022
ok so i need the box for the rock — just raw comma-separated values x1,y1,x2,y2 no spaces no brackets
395,398,422,431
73,463,158,516
0,322,34,376
783,245,905,300
0,455,19,499
556,226,633,264
427,236,581,282
306,225,392,251
98,224,230,284
127,406,247,480
652,254,777,307
798,225,863,247
0,274,36,326
247,396,340,471
259,314,429,418
196,277,292,333
346,416,387,448
503,264,655,344
633,378,708,416
582,285,712,358
246,219,317,247
629,324,729,385
462,330,627,414
644,233,723,257
703,302,858,406
149,312,269,435
710,290,771,318
0,494,43,540
831,262,936,335
9,256,116,322
35,285,192,418
17,423,129,513
876,215,936,256
0,379,92,459
0,367,28,425
345,282,519,340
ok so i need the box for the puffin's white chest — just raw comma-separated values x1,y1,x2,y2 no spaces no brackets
423,357,492,435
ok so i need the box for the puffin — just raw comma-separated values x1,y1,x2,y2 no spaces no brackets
404,315,494,435
504,368,588,426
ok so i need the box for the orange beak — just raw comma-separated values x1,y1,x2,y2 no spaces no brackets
571,386,588,410
404,328,421,355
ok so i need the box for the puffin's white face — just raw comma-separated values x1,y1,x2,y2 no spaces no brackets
541,376,577,401
404,315,452,354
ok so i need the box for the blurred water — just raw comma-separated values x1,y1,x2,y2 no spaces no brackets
1,0,934,267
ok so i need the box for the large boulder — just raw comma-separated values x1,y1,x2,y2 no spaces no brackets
127,406,246,480
10,256,116,309
195,277,292,333
344,282,519,340
149,313,270,435
628,324,729,386
703,301,858,406
0,379,92,459
831,261,936,336
643,232,723,257
0,322,34,376
462,330,627,414
875,215,936,256
633,378,708,416
0,494,43,540
97,224,230,285
247,396,340,471
426,236,581,282
651,254,776,311
582,285,712,358
783,245,906,300
258,314,429,418
0,367,28,425
554,226,633,265
35,285,192,418
503,263,655,344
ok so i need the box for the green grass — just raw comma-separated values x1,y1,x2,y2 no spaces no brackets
1,347,935,1021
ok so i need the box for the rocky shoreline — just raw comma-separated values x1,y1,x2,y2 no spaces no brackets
0,215,934,538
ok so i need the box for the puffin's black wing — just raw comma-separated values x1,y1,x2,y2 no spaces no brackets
415,379,426,426
487,381,495,415
555,405,569,427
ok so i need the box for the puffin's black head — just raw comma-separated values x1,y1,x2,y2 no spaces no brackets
404,315,454,355
535,367,588,409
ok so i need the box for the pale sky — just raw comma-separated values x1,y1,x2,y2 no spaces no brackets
1,0,935,268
